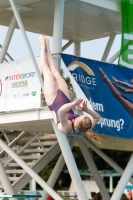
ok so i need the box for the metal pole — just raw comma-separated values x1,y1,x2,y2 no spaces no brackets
9,0,44,91
51,120,88,200
111,154,133,200
52,0,65,54
81,137,133,184
62,40,73,52
30,179,36,191
0,15,16,63
0,44,14,61
107,50,120,63
0,160,17,200
78,139,110,200
41,137,77,200
74,41,81,57
110,175,113,193
101,32,116,62
0,139,63,200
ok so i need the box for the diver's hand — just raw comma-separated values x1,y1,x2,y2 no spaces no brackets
75,100,87,111
112,76,119,83
73,98,83,107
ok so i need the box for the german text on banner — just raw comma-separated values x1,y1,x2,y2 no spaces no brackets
61,53,133,139
0,58,41,111
118,0,133,68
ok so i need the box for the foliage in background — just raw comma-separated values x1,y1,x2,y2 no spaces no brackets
60,69,72,86
37,147,132,189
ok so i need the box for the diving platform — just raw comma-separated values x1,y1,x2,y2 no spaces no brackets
0,107,53,133
0,0,120,41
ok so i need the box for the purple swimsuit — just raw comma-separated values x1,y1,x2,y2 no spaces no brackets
48,90,79,124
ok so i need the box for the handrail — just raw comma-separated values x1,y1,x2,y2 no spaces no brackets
0,131,27,157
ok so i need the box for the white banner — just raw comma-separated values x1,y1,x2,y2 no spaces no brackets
0,57,41,111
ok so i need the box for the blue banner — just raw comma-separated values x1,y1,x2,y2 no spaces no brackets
61,53,133,139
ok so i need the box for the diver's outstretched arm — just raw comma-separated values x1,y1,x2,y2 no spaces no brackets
99,68,133,118
112,82,133,94
58,98,83,114
112,76,133,89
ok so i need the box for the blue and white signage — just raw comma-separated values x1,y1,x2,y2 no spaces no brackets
61,54,133,139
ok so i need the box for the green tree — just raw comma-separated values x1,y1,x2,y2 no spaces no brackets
60,69,72,86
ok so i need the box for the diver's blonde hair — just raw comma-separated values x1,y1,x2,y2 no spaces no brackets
78,116,102,145
86,130,102,145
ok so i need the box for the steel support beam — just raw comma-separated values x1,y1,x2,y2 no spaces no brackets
52,0,65,54
30,179,36,191
107,50,120,63
41,137,77,200
111,154,133,200
101,32,116,62
0,15,16,63
9,0,44,91
52,0,65,71
78,138,110,200
81,137,133,184
62,40,73,52
110,175,113,193
0,45,14,61
74,41,81,57
52,120,88,200
0,139,63,200
0,160,17,200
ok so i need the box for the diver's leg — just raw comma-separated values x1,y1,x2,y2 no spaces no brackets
45,35,71,100
39,35,58,105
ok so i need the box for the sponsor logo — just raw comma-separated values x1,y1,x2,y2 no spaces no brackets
5,72,35,81
0,79,2,96
68,61,96,86
31,91,37,96
23,93,29,97
5,76,8,81
14,94,21,98
12,80,28,88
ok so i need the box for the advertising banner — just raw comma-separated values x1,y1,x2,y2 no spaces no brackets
61,53,133,139
0,58,41,111
118,0,133,69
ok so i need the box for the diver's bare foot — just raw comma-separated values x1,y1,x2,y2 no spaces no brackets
45,36,49,49
39,35,46,50
99,68,108,82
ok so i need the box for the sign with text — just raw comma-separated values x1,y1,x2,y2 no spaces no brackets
118,0,133,69
61,53,133,139
0,58,41,111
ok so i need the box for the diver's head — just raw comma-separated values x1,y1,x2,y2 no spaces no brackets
74,115,92,132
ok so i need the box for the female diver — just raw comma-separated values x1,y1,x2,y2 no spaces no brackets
39,35,101,144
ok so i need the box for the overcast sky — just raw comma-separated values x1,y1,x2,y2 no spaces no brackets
0,25,121,65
